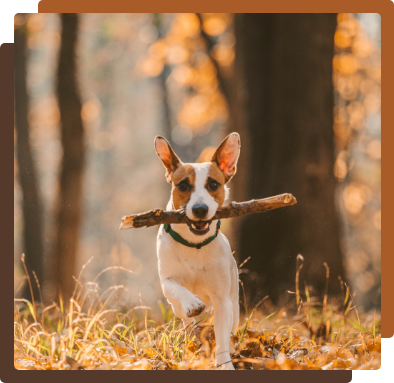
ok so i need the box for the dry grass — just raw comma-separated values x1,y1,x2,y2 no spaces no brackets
14,256,381,370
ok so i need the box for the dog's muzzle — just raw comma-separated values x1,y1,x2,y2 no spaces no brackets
187,220,212,235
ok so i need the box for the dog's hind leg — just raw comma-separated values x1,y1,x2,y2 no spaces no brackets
212,297,234,370
231,294,239,335
229,265,240,354
229,294,239,354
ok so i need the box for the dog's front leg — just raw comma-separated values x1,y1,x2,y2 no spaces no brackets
162,278,205,319
212,298,234,370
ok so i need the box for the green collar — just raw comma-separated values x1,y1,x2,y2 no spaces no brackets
163,220,221,250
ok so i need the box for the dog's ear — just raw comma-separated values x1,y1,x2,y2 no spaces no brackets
154,136,182,182
211,132,241,183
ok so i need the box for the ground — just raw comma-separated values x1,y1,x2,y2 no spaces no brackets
14,273,381,370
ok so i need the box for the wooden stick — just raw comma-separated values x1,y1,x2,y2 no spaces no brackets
119,193,297,230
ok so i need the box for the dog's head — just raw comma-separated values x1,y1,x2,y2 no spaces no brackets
154,133,241,236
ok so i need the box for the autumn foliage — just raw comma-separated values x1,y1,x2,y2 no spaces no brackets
14,256,381,370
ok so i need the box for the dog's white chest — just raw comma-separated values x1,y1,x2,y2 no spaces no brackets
157,225,233,294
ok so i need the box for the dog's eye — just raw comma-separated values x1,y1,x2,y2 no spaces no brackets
178,181,189,192
208,180,219,191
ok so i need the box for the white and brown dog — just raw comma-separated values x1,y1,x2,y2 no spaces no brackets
154,132,241,370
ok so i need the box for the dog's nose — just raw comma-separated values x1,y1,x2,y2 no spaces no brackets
192,204,209,219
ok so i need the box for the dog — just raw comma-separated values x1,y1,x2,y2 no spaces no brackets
154,132,241,370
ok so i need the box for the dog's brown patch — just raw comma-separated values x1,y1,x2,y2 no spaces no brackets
206,163,227,207
171,164,196,209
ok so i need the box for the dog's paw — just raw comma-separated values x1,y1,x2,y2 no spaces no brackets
183,295,206,318
215,362,235,370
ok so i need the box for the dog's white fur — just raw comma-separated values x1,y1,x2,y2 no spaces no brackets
155,134,240,370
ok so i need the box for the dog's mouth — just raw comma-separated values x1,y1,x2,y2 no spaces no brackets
187,221,212,236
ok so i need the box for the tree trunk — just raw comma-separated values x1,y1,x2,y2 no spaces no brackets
231,14,345,305
153,14,173,142
48,13,85,303
14,14,45,302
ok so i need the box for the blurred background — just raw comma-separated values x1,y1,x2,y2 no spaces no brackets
14,13,381,314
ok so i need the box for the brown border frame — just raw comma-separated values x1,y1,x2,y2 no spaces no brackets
2,0,392,381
